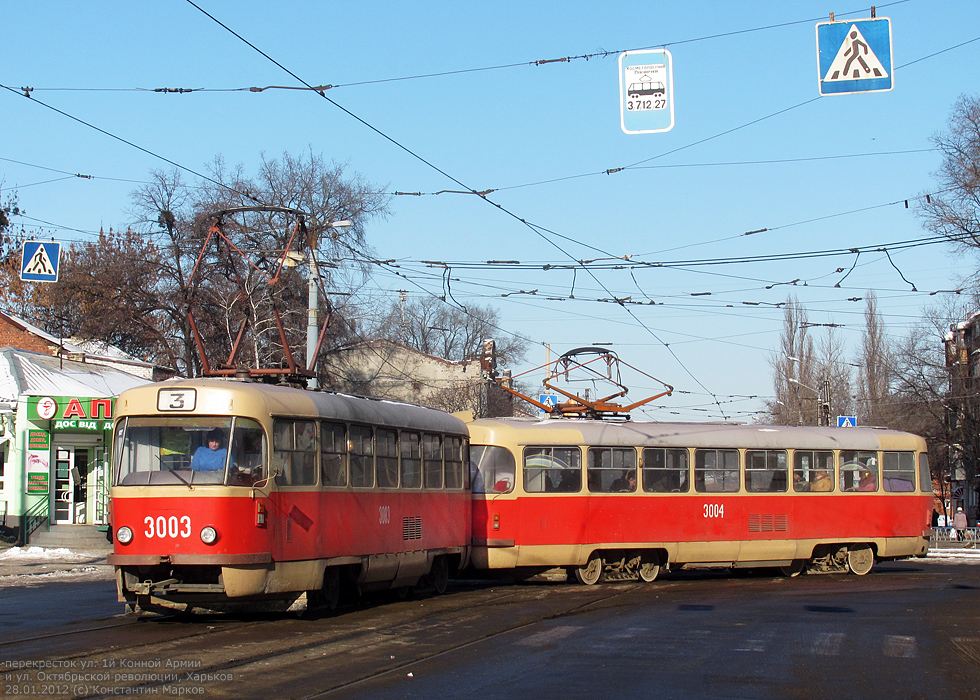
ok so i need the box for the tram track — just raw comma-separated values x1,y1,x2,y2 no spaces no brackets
0,618,139,650
8,566,939,699
304,580,647,699
11,580,645,700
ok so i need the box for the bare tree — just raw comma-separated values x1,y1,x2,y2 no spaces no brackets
765,297,818,424
817,324,855,421
889,293,978,519
371,295,528,368
856,291,892,426
918,94,980,255
127,151,390,377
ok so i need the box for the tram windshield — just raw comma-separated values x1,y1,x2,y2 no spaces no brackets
114,416,266,487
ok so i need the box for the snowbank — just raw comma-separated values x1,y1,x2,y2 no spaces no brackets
0,546,97,561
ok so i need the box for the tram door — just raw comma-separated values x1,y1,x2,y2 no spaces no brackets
53,447,90,524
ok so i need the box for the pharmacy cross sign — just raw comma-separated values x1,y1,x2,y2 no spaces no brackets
816,17,893,96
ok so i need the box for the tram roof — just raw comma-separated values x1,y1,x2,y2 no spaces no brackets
117,378,469,435
466,417,924,451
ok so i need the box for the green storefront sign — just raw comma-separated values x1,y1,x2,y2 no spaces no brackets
27,471,49,494
28,396,115,431
28,429,50,449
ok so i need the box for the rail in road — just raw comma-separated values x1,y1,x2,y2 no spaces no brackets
3,561,980,699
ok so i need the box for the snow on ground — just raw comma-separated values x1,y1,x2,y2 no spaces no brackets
0,546,99,561
0,565,115,588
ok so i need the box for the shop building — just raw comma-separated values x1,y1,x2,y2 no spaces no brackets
0,311,167,543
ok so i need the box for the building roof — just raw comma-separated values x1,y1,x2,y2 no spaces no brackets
0,309,154,368
0,347,150,404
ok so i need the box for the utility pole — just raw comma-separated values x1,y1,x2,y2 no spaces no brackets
479,339,497,418
306,219,352,389
819,378,832,427
399,291,408,345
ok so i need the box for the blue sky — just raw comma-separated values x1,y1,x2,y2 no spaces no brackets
3,1,980,421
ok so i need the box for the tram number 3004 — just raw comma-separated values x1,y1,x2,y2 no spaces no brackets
703,503,725,519
144,515,192,539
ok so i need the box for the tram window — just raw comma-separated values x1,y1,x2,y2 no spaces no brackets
321,423,347,487
377,429,399,488
350,425,375,488
524,446,581,493
642,448,689,492
840,450,878,492
694,449,740,493
588,448,636,493
272,420,317,486
228,418,265,486
918,453,931,492
745,450,788,493
423,435,443,489
445,436,465,489
400,432,422,489
793,451,834,492
883,451,916,492
471,445,516,494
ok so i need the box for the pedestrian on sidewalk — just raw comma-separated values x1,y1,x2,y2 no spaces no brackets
953,507,968,541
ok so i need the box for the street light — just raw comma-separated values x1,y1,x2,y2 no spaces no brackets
788,377,832,427
307,219,352,389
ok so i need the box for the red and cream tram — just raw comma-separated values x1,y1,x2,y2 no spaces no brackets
466,418,932,583
108,379,470,613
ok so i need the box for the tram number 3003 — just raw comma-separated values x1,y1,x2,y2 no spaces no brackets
703,503,724,519
144,515,192,539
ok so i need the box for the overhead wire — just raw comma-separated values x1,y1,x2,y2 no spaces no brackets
3,1,970,417
183,0,730,417
20,1,913,96
0,84,264,209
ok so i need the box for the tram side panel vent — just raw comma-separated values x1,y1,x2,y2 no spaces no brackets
403,516,423,541
749,514,788,532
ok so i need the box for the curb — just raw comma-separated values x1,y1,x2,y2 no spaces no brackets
927,548,980,558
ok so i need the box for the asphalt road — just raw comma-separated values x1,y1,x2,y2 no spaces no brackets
2,558,979,700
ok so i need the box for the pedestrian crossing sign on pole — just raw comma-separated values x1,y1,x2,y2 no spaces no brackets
20,241,61,282
816,17,893,96
539,394,558,417
837,416,858,428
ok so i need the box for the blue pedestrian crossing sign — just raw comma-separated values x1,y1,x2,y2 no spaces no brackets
838,416,858,428
539,394,559,417
816,17,893,96
20,241,61,282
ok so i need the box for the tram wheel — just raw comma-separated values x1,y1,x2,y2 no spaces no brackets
846,544,874,576
778,559,806,578
428,556,449,595
637,558,660,583
574,555,604,585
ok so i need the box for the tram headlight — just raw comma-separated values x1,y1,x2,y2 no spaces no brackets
116,526,133,545
200,526,219,545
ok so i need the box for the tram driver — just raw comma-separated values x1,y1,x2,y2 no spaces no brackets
190,428,228,472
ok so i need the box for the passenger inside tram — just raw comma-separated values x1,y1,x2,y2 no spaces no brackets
610,470,636,492
856,470,877,491
811,471,833,491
